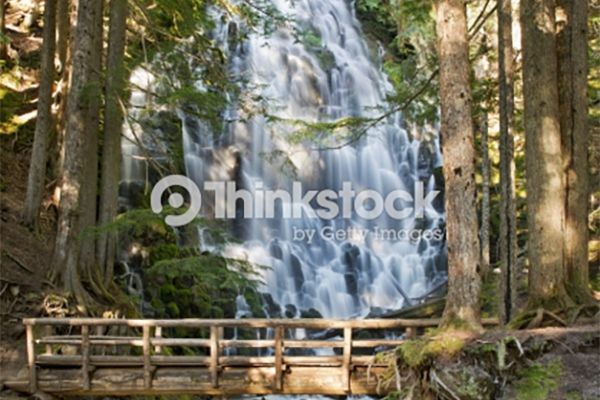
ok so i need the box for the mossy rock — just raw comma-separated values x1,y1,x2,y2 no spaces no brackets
397,336,465,369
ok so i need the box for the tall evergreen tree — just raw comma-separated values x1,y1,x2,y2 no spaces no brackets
24,0,57,227
497,0,518,322
97,0,128,284
556,0,593,304
52,0,104,302
436,0,482,330
521,0,573,309
79,0,104,277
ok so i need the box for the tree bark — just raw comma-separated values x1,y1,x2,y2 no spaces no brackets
0,0,6,61
97,0,128,284
479,111,491,279
24,0,57,228
436,0,482,330
556,0,592,304
78,0,104,277
497,0,518,323
52,0,102,303
520,0,572,308
51,0,75,201
56,0,72,75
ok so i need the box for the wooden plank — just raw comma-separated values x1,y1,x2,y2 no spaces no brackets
151,338,211,347
27,366,391,396
154,326,162,354
274,326,283,391
37,355,143,366
151,355,210,366
220,339,275,348
23,317,500,329
219,356,275,366
283,340,342,348
35,354,356,368
26,324,36,393
342,327,352,393
36,354,211,367
81,325,90,390
352,339,405,347
142,325,152,389
37,337,143,346
210,325,219,388
37,337,210,347
283,356,342,366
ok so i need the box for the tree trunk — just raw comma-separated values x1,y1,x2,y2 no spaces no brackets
51,0,75,202
479,111,491,279
436,0,482,331
497,0,518,323
78,0,104,277
0,0,6,61
56,0,72,74
97,0,127,284
556,0,592,304
52,0,102,303
24,0,57,228
520,0,572,309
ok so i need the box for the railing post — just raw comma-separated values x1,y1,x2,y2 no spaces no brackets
81,325,90,390
143,325,152,388
154,326,162,354
210,325,220,388
405,327,416,339
43,325,52,355
274,326,283,392
26,324,37,393
342,326,352,393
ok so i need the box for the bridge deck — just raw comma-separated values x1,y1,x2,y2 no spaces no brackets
19,317,497,396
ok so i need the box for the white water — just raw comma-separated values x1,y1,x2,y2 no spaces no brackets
180,0,447,319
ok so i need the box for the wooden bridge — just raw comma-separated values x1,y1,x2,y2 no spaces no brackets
18,317,497,396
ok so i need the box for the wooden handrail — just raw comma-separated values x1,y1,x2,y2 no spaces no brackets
23,317,499,328
23,317,499,394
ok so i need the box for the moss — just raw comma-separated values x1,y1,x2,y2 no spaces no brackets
301,27,322,48
398,336,465,369
166,301,180,317
566,392,583,400
514,360,562,400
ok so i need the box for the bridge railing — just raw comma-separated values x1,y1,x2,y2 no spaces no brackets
23,317,498,394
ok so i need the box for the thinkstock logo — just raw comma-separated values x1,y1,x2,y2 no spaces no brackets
151,175,440,227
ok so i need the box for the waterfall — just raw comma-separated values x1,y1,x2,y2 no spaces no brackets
182,0,446,319
122,0,447,319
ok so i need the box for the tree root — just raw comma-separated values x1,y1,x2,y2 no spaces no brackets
510,301,600,329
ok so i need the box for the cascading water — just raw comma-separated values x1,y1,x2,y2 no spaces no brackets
176,0,447,320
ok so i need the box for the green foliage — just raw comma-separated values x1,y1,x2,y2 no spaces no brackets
267,114,371,147
355,0,397,42
356,0,438,124
146,253,265,319
514,360,562,400
88,205,264,321
300,27,322,48
126,0,231,139
88,208,177,242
